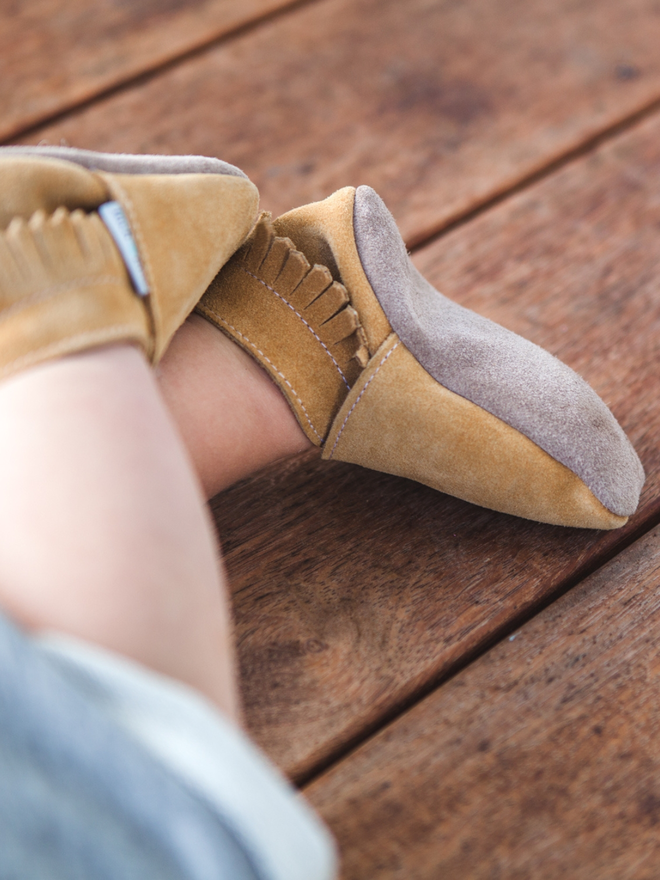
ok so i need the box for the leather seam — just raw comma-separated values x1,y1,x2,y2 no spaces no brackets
242,268,351,391
199,308,323,443
328,340,400,459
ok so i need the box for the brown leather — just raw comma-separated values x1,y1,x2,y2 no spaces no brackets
100,169,259,361
0,206,150,381
197,214,367,443
273,187,391,355
322,334,626,529
0,157,108,229
198,188,631,529
0,154,259,379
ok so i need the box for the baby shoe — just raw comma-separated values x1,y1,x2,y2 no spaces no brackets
0,146,258,379
196,186,644,529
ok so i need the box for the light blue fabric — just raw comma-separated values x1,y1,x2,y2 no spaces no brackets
0,612,336,880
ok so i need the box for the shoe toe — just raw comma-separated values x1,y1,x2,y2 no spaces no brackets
352,186,644,524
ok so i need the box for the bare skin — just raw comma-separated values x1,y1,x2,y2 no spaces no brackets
157,313,313,498
0,317,311,721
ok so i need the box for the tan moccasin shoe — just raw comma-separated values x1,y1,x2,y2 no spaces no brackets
197,186,644,529
0,146,259,379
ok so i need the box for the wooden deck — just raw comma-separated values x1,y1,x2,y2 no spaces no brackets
5,1,660,875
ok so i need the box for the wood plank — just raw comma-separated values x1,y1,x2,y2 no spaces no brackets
0,0,299,143
215,109,660,782
16,0,660,244
304,525,660,879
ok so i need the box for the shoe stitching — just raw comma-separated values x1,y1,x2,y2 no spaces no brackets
242,268,351,391
327,340,400,460
0,276,124,324
198,308,323,443
0,325,147,378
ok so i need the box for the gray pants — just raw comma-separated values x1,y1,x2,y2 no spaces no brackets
0,612,336,880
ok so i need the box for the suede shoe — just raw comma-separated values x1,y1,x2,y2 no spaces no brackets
197,186,644,529
0,146,258,379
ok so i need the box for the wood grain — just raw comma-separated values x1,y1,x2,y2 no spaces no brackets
305,526,660,879
0,0,299,143
214,109,660,782
18,0,660,244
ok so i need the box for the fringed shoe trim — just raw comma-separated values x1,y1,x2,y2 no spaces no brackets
0,207,150,380
0,207,127,305
197,213,369,445
239,214,369,382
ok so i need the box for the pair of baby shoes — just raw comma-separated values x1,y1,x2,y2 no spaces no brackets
0,146,644,528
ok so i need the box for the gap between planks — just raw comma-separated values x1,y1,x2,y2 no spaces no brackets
295,85,660,775
0,0,325,147
216,107,660,784
306,524,660,878
9,6,660,291
296,502,660,788
287,106,660,784
12,68,660,262
9,0,660,796
407,91,660,252
13,0,660,249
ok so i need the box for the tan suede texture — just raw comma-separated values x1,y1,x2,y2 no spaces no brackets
0,156,259,378
198,185,630,528
323,334,627,529
352,186,643,519
101,171,259,361
198,215,367,444
273,188,391,356
0,157,109,229
0,206,150,381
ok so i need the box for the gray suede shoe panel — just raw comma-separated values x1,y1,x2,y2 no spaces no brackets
0,146,247,179
353,186,644,517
